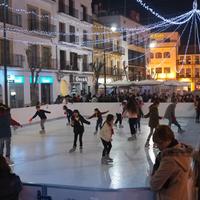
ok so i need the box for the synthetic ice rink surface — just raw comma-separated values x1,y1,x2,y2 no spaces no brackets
11,117,200,189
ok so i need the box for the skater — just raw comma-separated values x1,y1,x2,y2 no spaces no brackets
29,105,51,134
194,96,200,123
88,108,109,134
135,99,144,133
123,97,138,141
164,99,184,133
144,99,162,147
69,110,90,153
150,125,193,200
99,114,114,165
114,100,127,128
0,106,14,165
63,105,73,125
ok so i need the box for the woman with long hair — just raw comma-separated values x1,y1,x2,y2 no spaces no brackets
99,114,114,165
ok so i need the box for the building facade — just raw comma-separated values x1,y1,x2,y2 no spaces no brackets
0,0,94,107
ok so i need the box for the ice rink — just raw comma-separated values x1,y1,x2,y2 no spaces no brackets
10,117,200,189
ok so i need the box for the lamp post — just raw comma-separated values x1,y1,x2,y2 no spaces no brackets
3,0,8,106
103,33,106,96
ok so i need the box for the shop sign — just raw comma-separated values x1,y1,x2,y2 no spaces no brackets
74,76,88,82
7,75,24,84
30,76,54,84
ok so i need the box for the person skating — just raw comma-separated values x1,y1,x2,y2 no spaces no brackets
69,110,90,153
99,114,114,165
114,101,127,128
29,105,51,134
88,108,109,134
150,125,193,200
194,96,200,123
123,97,138,141
63,105,73,126
164,99,184,133
144,99,162,147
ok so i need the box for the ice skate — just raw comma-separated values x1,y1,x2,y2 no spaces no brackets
79,146,83,153
69,147,76,153
39,130,45,134
105,155,113,162
6,157,14,166
101,157,113,165
94,131,97,135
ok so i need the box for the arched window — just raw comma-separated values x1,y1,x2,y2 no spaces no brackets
164,52,170,58
155,52,162,59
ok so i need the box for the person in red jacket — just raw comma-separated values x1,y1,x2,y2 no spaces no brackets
88,108,109,134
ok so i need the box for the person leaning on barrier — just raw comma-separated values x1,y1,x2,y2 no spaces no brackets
150,125,193,200
0,156,22,200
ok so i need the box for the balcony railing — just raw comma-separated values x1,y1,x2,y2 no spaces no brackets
82,63,93,72
58,4,79,18
59,35,79,44
28,18,56,35
0,10,22,27
80,12,93,23
0,54,24,67
99,67,123,76
29,57,57,70
60,61,79,71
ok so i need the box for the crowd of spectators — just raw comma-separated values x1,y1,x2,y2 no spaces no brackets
54,90,197,104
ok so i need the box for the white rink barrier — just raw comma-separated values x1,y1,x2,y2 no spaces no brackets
11,103,196,125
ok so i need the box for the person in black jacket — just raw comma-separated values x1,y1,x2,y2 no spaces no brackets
63,105,73,125
29,105,51,134
0,156,22,200
69,110,90,153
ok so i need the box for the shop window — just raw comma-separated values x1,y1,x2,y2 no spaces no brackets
150,53,154,59
164,52,170,58
156,67,162,73
186,68,191,77
195,68,200,78
155,52,162,59
164,67,171,73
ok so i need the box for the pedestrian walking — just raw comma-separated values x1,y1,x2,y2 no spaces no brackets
99,114,114,165
63,105,73,126
123,97,138,141
164,99,184,133
144,99,162,147
29,105,51,134
69,110,90,153
88,108,109,134
150,125,193,200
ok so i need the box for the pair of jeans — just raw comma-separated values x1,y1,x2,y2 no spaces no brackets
96,118,103,132
40,119,46,130
0,137,11,158
128,118,137,135
168,119,182,131
115,113,122,125
101,139,112,157
73,131,84,148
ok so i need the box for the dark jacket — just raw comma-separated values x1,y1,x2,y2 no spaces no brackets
32,110,51,120
0,111,11,139
71,115,90,133
144,104,161,128
0,173,22,200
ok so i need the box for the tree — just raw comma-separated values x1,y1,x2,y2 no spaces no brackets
26,47,42,106
90,62,104,95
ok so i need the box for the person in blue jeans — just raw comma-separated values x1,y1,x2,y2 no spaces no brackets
88,108,109,134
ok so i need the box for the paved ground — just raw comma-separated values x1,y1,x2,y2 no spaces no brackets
9,116,200,189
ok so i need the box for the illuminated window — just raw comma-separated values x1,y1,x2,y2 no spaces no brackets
164,52,170,58
150,53,154,59
155,52,162,59
164,67,170,73
156,67,162,73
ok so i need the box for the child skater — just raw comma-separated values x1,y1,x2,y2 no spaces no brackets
99,114,114,165
63,105,73,125
29,105,51,134
88,108,109,134
114,100,127,128
69,110,90,153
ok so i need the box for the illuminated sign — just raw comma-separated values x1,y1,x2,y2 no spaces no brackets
7,75,24,84
30,76,54,84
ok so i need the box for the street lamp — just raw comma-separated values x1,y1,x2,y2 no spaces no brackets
3,0,8,105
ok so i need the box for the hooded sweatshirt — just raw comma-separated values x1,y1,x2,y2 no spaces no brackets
150,142,193,200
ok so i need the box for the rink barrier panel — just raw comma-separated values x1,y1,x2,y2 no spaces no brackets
20,182,155,200
11,103,196,125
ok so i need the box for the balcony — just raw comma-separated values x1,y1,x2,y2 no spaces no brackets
29,57,57,70
0,10,22,27
60,61,79,71
28,18,56,36
81,40,93,48
80,12,92,23
59,35,79,44
93,42,113,51
112,45,125,55
0,54,24,67
82,63,93,72
58,4,79,19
